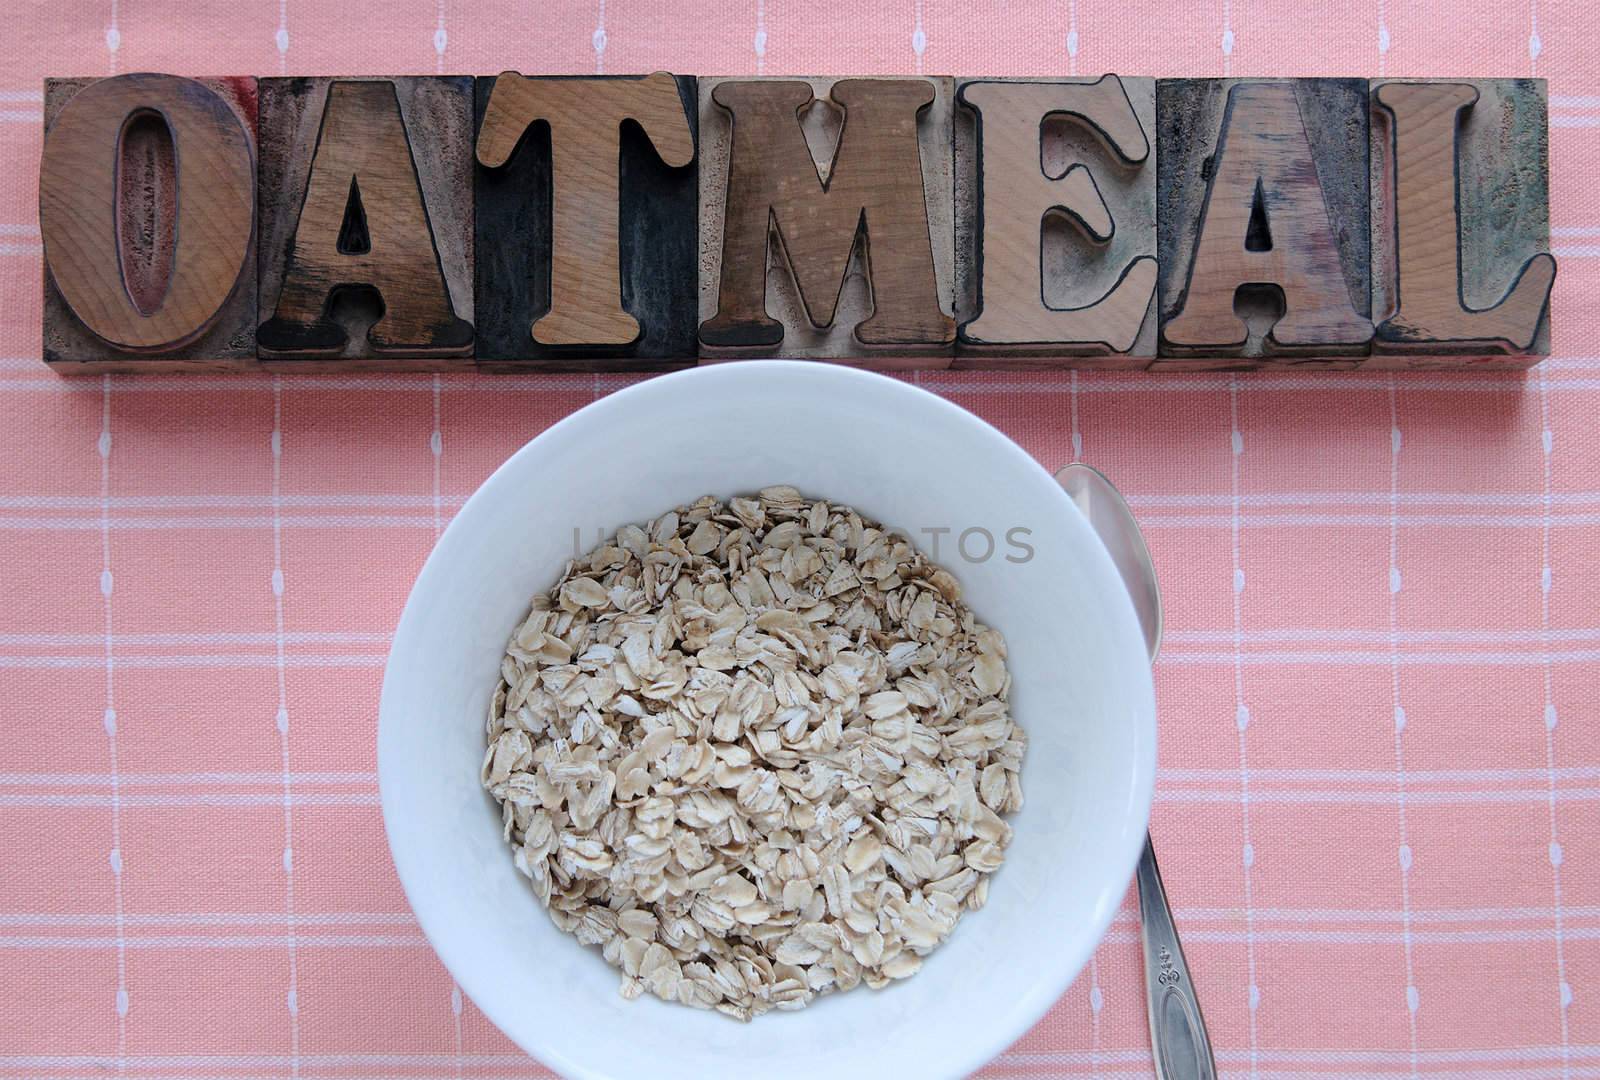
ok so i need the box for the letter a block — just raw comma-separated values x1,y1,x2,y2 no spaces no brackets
41,75,258,371
257,76,475,367
954,75,1158,367
1155,78,1373,369
698,76,957,364
1369,79,1553,366
474,72,698,370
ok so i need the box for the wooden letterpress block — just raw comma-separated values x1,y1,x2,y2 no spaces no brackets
698,76,956,366
257,76,474,368
40,74,257,372
474,72,698,371
1369,79,1554,367
1155,78,1372,370
954,75,1157,369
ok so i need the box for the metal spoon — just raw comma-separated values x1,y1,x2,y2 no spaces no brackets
1056,462,1216,1080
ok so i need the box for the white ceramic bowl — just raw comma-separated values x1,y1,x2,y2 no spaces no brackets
379,361,1155,1080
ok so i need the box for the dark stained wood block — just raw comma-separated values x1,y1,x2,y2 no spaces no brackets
41,75,258,372
1154,78,1372,370
953,75,1157,369
1369,78,1553,367
473,72,698,371
697,76,956,366
257,76,474,368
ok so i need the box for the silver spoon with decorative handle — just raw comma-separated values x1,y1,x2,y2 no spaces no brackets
1056,462,1217,1080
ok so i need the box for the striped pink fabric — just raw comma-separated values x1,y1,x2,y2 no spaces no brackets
2,1,1597,1077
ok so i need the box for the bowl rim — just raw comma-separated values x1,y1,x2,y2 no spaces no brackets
378,360,1155,1080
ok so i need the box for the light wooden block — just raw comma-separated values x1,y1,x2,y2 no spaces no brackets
953,75,1157,369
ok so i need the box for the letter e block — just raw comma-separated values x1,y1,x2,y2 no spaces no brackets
954,75,1157,368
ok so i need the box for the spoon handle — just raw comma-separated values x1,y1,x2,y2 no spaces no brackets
1137,834,1217,1080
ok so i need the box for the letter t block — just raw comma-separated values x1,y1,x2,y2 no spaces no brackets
474,72,700,371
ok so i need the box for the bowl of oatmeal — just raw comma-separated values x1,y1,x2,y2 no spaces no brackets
379,361,1154,1080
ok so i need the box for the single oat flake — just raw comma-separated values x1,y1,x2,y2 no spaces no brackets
482,487,1026,1019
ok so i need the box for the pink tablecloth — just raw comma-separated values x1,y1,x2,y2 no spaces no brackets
2,1,1598,1077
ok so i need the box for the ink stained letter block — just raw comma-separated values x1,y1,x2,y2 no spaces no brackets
474,72,698,370
954,75,1157,368
1370,79,1554,365
257,77,474,366
40,75,258,371
1156,79,1372,369
698,76,956,364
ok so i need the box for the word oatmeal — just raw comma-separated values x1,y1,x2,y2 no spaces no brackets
482,486,1025,1019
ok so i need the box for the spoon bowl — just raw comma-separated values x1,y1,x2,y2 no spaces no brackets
1057,463,1163,662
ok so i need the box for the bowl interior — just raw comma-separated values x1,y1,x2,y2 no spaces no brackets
379,362,1154,1080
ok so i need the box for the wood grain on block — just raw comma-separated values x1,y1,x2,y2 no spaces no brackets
474,72,698,370
1369,79,1554,365
1155,78,1371,369
954,76,1157,368
697,76,955,364
40,74,258,372
257,77,474,367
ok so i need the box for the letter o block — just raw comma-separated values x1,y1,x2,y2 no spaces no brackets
40,74,258,371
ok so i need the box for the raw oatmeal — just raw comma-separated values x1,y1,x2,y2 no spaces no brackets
481,486,1025,1019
